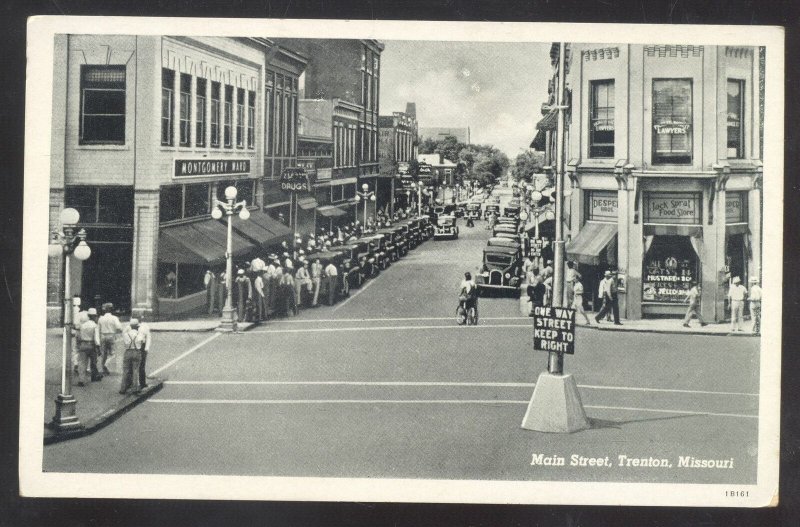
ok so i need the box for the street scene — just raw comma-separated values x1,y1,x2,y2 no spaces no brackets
28,26,778,505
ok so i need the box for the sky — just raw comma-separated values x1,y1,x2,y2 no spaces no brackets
380,40,552,159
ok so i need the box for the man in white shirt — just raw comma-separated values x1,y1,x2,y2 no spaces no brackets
324,261,339,305
120,318,151,393
311,259,324,307
97,303,123,374
253,272,266,321
728,276,748,331
594,270,614,324
748,277,762,335
682,282,707,328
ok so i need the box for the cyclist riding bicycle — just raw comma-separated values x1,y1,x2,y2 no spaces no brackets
459,272,479,323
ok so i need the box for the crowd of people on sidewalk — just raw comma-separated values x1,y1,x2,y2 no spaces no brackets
70,301,152,395
202,208,420,324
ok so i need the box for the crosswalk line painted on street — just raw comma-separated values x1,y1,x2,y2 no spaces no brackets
245,324,531,334
146,397,759,419
162,380,758,397
149,331,222,376
274,316,532,323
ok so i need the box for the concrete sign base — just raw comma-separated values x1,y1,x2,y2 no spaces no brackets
521,372,590,433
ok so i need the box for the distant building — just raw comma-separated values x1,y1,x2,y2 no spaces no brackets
378,102,418,214
273,39,385,218
417,153,458,186
418,126,470,145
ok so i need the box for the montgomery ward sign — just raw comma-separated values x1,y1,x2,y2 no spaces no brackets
533,305,576,354
174,159,250,178
280,167,311,193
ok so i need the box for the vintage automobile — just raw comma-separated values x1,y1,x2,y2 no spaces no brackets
493,224,519,237
475,245,523,295
418,215,435,240
486,236,523,259
376,228,400,261
496,216,520,228
347,239,379,279
327,245,364,289
391,224,409,256
305,250,350,303
504,202,521,218
362,233,391,270
484,204,501,219
494,231,522,243
434,214,459,240
404,218,422,248
455,201,469,217
465,202,482,220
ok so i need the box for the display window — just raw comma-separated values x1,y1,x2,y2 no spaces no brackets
642,235,698,303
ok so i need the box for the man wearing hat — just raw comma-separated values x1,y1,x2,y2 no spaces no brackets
728,276,748,331
120,318,149,394
98,302,122,374
594,270,620,325
294,259,312,307
75,307,101,385
234,269,252,323
748,277,762,335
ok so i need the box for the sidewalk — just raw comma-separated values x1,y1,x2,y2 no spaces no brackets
518,289,759,337
43,329,163,444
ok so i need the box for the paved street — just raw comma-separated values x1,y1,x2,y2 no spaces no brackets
43,219,760,484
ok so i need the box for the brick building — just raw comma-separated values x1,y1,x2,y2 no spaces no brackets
378,102,418,214
47,35,302,323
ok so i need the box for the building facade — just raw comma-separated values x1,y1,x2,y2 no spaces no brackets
557,43,763,321
378,103,418,214
48,35,297,324
418,126,471,145
275,39,385,218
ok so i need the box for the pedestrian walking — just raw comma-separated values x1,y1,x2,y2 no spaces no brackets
527,272,546,316
311,258,323,307
204,269,218,314
71,298,88,377
682,282,707,327
608,271,622,324
75,307,101,386
97,302,122,374
565,261,582,307
572,278,591,325
728,276,747,332
749,277,762,335
594,270,615,324
119,318,146,394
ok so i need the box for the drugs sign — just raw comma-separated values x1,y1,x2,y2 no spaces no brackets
280,168,310,193
533,305,576,354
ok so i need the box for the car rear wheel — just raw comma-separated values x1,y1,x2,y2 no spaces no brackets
456,305,467,325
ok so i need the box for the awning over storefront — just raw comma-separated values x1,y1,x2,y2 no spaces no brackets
297,196,319,210
317,205,347,217
158,219,255,266
536,110,558,131
229,209,292,247
246,210,293,240
530,129,547,150
566,222,618,266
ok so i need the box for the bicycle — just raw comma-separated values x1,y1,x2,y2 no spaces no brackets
456,300,478,326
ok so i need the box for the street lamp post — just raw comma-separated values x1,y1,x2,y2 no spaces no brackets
354,183,376,228
48,207,91,432
212,186,250,332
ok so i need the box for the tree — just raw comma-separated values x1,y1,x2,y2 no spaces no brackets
511,150,545,183
418,137,438,155
407,159,421,180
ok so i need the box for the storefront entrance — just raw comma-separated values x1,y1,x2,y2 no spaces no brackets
642,235,699,315
80,237,133,313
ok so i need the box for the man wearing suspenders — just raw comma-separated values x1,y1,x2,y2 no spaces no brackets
120,318,150,394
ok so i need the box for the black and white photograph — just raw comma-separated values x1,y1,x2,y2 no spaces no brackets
19,17,783,507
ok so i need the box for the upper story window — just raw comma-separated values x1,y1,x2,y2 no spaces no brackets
727,79,745,159
224,85,233,148
210,82,220,147
179,74,191,146
65,186,134,224
161,68,175,146
247,91,256,150
236,88,245,149
80,66,126,145
652,79,692,165
589,80,614,158
195,78,206,147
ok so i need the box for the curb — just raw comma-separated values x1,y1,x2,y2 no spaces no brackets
581,323,759,338
43,379,164,445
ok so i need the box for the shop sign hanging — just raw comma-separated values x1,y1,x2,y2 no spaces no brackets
280,167,311,193
643,193,701,225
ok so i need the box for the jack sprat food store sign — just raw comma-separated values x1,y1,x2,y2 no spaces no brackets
643,193,701,225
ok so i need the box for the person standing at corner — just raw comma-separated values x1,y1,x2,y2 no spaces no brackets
324,260,339,306
234,269,252,323
682,282,707,328
748,277,762,335
294,260,312,308
120,318,145,394
204,269,218,315
253,271,266,322
97,302,122,374
728,276,747,332
311,258,323,307
136,316,152,389
75,307,101,386
609,271,622,325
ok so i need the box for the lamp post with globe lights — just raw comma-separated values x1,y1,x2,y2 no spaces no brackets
48,207,91,432
354,183,376,228
211,185,250,331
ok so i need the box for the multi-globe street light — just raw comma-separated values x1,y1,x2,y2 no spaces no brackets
354,183,376,228
211,185,250,331
48,207,91,432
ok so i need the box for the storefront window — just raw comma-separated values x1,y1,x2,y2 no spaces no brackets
642,236,698,304
727,79,745,159
159,185,183,223
156,262,206,299
589,80,614,158
216,179,255,207
184,184,210,218
98,187,134,224
652,79,692,165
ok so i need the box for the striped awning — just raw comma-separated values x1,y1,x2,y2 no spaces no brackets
317,205,347,217
566,222,617,266
230,210,292,247
536,110,558,131
158,219,255,265
297,196,319,210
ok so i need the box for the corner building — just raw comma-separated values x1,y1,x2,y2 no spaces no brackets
562,44,763,321
48,35,289,323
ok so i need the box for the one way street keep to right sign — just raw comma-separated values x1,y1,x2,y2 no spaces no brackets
533,305,576,354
